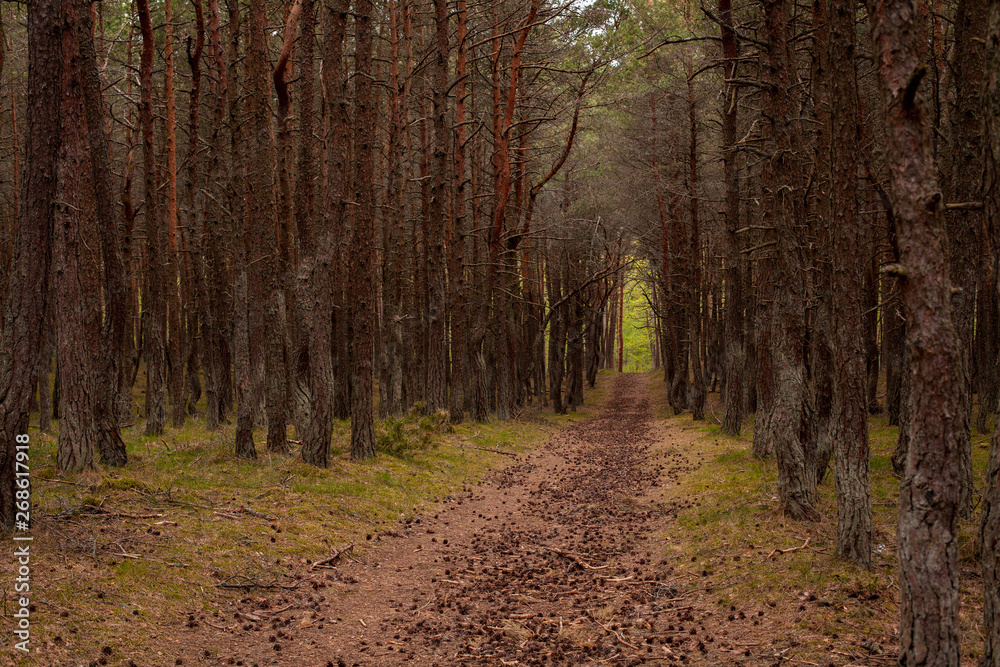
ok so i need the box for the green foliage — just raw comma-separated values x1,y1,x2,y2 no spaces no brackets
621,273,654,372
375,407,452,457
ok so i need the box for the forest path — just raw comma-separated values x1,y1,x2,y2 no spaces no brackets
218,374,710,667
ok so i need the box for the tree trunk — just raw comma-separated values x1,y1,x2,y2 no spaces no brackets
77,0,127,465
829,0,871,568
447,0,468,423
229,0,256,460
948,0,986,517
300,0,348,467
138,0,167,437
719,0,745,437
687,68,705,421
760,0,817,521
0,0,60,528
979,3,1000,661
350,0,377,460
54,0,103,472
868,0,964,662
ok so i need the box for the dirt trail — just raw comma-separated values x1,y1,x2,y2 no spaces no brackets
203,374,710,667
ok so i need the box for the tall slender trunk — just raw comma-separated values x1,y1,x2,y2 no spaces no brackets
229,0,256,459
0,0,59,527
760,0,817,520
164,0,185,429
202,0,228,430
271,0,304,454
182,0,206,419
979,2,1000,661
448,0,468,424
138,0,167,436
292,0,316,433
426,0,449,413
948,0,987,517
829,0,871,568
300,0,348,467
719,0,744,436
246,0,286,453
810,0,835,483
686,66,705,420
77,0,127,465
351,0,376,460
868,0,964,663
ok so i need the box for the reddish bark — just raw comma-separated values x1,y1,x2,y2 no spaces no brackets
868,0,964,662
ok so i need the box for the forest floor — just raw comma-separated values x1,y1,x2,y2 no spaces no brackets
4,372,992,666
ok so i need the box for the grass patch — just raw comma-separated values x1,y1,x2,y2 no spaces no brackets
5,373,613,665
645,369,988,665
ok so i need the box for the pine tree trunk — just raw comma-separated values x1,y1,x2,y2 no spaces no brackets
717,0,744,436
300,0,348,467
829,0,871,568
54,0,102,472
77,0,127,465
350,0,377,460
138,0,167,437
979,2,1000,661
0,0,60,528
948,0,986,517
687,69,705,421
760,0,817,521
868,0,964,662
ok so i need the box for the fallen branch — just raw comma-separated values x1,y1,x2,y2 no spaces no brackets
37,477,86,487
447,440,519,457
598,621,639,650
766,537,810,560
310,543,355,571
215,574,300,590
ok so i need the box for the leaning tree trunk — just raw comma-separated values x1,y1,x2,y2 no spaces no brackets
868,0,965,663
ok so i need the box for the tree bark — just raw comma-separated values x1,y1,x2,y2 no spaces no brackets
138,0,167,437
947,0,986,517
979,3,1000,662
0,0,60,528
300,0,348,468
829,0,871,568
77,0,127,465
868,0,964,663
719,0,745,437
350,0,377,460
760,0,818,520
54,0,103,472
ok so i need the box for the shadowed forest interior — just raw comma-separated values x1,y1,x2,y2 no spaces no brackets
2,0,1000,664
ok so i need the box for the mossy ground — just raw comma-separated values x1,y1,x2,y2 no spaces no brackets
1,374,610,666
